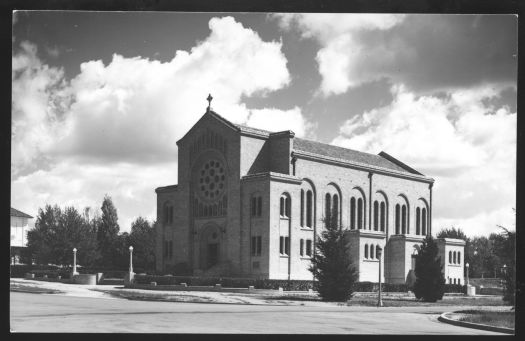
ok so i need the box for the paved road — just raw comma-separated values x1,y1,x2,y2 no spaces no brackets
10,292,503,334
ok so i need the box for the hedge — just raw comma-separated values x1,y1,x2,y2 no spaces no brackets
10,265,61,278
133,276,413,292
443,284,467,294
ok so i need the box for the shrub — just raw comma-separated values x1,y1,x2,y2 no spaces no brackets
444,284,467,294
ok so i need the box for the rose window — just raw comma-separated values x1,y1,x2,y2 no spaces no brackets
197,160,226,201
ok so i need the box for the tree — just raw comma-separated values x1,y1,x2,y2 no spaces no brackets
128,217,156,271
309,214,358,302
25,204,99,267
493,225,516,305
413,235,446,302
96,195,121,268
436,226,468,240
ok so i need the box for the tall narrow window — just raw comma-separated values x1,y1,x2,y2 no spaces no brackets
401,205,407,234
357,198,363,229
395,204,400,234
306,190,313,228
300,190,305,227
325,193,331,223
285,197,291,217
284,236,290,255
422,208,427,235
365,244,369,259
449,251,452,263
370,244,375,259
300,239,304,256
257,197,262,217
306,239,312,257
332,194,339,226
416,207,421,235
458,251,461,264
251,197,257,217
380,202,386,232
280,197,285,216
279,236,284,254
453,251,457,264
373,201,379,231
376,245,380,259
251,236,256,256
350,197,356,230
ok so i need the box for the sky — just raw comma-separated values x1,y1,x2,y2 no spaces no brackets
11,12,517,237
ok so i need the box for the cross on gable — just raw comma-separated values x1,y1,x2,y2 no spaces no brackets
207,94,213,111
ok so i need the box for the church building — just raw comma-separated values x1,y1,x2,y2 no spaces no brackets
155,98,465,285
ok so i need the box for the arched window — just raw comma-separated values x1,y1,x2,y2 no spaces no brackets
376,245,380,259
416,207,421,235
422,208,427,235
454,251,457,264
401,205,407,234
395,204,401,234
279,194,291,218
251,197,257,217
306,190,313,228
357,198,363,229
332,194,339,226
449,251,452,263
350,197,356,230
300,190,305,227
370,245,375,259
373,201,379,231
325,193,331,223
458,251,461,264
364,244,369,259
380,202,386,232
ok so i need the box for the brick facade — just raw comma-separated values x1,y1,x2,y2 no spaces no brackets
155,110,465,285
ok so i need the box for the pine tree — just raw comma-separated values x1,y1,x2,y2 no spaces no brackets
413,235,446,302
309,213,358,301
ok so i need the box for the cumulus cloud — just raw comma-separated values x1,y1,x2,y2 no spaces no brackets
332,84,516,236
274,14,517,97
11,160,175,230
11,16,314,231
246,106,313,137
273,13,406,96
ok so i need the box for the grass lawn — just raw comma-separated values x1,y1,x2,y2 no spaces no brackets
455,309,515,329
267,294,510,307
10,282,63,295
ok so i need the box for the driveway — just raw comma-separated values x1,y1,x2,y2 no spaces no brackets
10,292,504,334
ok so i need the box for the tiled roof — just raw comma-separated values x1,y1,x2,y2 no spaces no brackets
293,138,418,175
203,110,424,176
10,207,33,219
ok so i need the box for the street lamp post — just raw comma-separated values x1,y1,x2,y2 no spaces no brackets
466,262,469,286
72,248,79,276
377,246,383,307
129,246,134,274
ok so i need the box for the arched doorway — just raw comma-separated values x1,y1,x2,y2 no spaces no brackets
199,224,221,270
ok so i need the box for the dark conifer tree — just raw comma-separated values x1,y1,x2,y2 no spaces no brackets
309,212,358,301
413,235,446,302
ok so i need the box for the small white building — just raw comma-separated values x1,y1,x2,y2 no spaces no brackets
10,207,33,264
